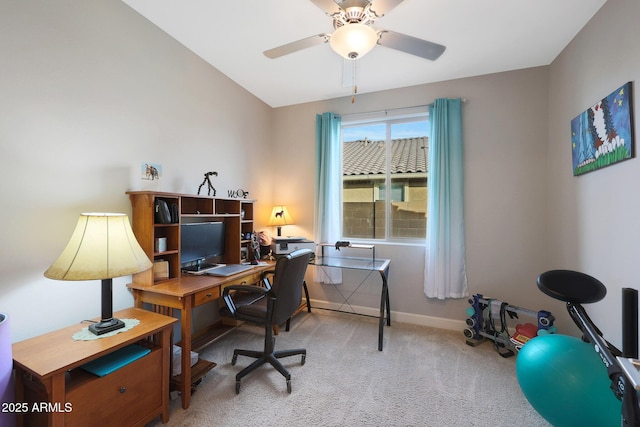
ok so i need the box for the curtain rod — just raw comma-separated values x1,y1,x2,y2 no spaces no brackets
427,98,468,107
341,98,468,119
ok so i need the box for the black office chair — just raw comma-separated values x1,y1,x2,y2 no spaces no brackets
221,249,313,394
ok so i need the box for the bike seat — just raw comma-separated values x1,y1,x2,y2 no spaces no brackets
537,269,606,304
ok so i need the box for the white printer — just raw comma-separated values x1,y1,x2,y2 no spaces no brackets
271,237,316,257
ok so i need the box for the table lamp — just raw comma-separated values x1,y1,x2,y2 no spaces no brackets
44,213,152,335
267,205,294,237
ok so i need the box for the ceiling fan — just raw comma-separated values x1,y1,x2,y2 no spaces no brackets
263,0,446,62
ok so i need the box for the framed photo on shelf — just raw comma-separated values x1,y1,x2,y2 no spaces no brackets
141,162,162,181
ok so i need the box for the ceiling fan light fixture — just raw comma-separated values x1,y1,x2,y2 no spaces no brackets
329,23,378,60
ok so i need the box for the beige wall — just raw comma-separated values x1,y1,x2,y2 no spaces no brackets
3,0,635,346
273,67,552,329
546,0,640,347
0,0,273,341
271,0,640,341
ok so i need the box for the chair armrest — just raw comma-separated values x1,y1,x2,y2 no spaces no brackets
222,284,269,316
261,269,276,291
223,284,268,296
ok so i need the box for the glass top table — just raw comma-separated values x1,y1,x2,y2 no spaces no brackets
312,256,390,272
309,255,391,351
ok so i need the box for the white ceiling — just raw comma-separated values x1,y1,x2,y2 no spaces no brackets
121,0,606,108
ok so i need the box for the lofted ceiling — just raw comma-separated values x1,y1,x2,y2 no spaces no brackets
121,0,606,108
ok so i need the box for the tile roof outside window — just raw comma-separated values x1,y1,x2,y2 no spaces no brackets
343,137,428,176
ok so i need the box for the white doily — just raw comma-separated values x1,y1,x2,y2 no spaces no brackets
72,318,140,341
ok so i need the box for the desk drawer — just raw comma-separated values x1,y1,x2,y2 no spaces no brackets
223,271,264,288
194,287,220,306
65,348,161,427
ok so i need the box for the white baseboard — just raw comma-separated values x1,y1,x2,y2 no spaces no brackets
392,311,466,332
308,299,466,332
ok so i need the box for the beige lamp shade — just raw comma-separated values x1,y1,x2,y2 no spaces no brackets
44,213,152,281
267,206,294,227
329,23,378,60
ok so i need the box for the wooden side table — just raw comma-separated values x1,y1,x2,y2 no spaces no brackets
12,307,177,427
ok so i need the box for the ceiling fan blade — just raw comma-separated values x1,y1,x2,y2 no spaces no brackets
310,0,342,17
264,34,330,59
368,0,405,18
377,30,446,61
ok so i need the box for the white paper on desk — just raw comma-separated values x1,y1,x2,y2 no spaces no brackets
172,345,198,377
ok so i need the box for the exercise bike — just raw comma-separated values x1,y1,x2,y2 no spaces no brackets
537,270,640,426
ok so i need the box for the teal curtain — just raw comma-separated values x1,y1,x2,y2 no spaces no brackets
424,98,468,299
315,112,342,283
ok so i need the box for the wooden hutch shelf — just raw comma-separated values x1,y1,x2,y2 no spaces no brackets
126,191,267,410
127,191,256,285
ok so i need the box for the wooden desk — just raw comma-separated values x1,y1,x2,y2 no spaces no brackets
127,263,273,410
12,307,176,427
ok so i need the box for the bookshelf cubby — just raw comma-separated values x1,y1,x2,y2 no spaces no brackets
126,191,255,285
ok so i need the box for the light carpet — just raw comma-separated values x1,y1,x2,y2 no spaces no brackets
149,311,550,427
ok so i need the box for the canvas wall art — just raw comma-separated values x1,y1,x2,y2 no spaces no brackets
571,82,634,176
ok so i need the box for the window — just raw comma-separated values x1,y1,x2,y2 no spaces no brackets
341,109,429,241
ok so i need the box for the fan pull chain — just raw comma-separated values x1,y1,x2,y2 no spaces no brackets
351,59,358,104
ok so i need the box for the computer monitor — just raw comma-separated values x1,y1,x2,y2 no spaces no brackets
180,221,225,267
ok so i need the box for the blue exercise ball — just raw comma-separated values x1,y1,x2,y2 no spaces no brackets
516,334,621,427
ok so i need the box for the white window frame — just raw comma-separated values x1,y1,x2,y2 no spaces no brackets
341,106,429,242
